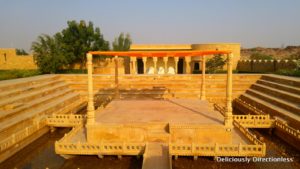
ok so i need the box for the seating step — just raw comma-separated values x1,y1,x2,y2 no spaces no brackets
246,89,300,114
257,79,300,95
251,83,300,104
0,75,59,92
0,92,80,133
0,83,69,108
0,88,74,121
261,75,300,87
240,94,300,128
0,79,65,100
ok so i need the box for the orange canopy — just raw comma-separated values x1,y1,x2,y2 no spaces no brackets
88,50,231,57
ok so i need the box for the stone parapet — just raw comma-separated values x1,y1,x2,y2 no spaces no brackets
237,59,298,72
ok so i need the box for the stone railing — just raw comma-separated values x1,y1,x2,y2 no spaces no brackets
55,126,145,155
274,118,300,140
233,121,265,146
0,118,46,152
213,103,226,116
237,59,298,73
233,98,265,115
215,101,274,128
234,98,300,140
46,114,86,127
169,143,265,157
233,115,274,128
56,141,145,155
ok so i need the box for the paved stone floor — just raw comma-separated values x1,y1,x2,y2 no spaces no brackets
96,99,223,124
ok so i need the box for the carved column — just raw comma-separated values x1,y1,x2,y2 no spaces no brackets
200,55,206,100
185,56,191,74
163,57,168,74
131,57,137,75
225,53,233,128
153,57,158,74
86,53,95,125
174,57,179,74
142,57,147,74
115,55,119,99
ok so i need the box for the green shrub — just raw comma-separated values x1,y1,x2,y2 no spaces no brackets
0,70,41,81
250,52,273,60
275,69,300,77
289,51,300,60
57,69,87,74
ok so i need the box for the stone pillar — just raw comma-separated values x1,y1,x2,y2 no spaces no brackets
86,53,95,125
225,53,233,128
163,57,168,74
200,56,206,100
142,57,147,74
174,57,179,74
131,57,137,75
115,55,119,99
185,56,191,74
153,57,158,74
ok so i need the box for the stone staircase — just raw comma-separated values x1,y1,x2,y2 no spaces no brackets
142,143,171,169
236,74,300,129
0,75,86,162
60,74,261,103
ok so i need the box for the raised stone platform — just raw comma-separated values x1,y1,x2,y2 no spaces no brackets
87,99,232,144
55,98,265,160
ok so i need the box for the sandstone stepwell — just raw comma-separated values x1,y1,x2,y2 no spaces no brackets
0,50,299,169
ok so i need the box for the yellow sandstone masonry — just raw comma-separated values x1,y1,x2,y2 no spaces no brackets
0,48,37,69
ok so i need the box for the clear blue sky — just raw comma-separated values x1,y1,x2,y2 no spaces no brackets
1,0,300,52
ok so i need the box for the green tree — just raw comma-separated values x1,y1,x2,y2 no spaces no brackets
31,34,66,73
16,48,28,55
206,55,226,73
112,33,132,51
31,20,110,72
59,20,109,68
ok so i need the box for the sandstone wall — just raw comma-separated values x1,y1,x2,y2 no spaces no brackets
191,43,241,70
0,49,37,70
237,59,298,72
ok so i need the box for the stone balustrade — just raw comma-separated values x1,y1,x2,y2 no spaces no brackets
0,118,46,152
56,127,146,155
233,115,274,128
169,143,265,157
275,118,300,139
233,121,265,146
46,114,86,127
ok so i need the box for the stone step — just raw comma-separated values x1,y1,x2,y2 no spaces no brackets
147,131,170,143
246,89,300,114
240,94,300,128
261,75,300,88
0,88,74,121
0,75,59,92
69,84,252,91
142,143,171,169
0,92,80,133
0,79,65,100
0,98,86,140
61,74,261,79
0,82,69,108
69,81,252,86
251,84,300,104
147,122,169,131
257,79,300,95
